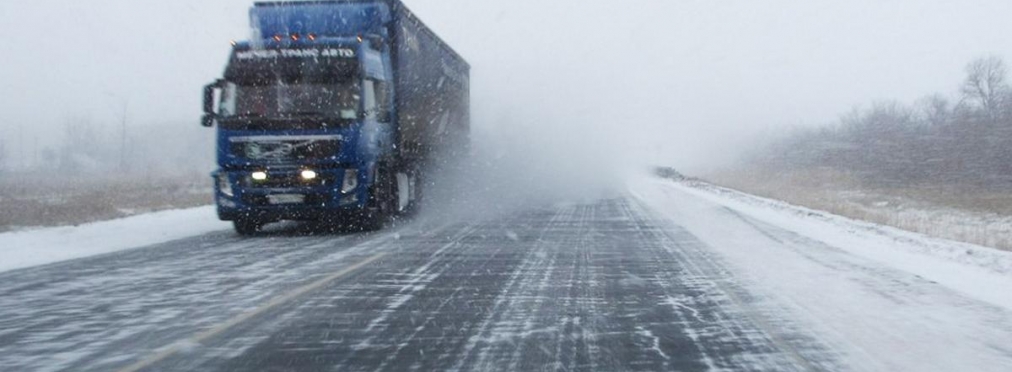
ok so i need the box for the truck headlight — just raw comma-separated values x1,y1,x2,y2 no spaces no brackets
341,169,358,194
301,169,318,180
218,173,234,197
251,171,268,181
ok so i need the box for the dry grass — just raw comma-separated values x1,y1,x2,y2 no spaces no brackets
0,172,212,232
707,167,1012,251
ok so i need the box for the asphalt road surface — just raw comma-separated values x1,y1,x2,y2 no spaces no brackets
1,188,1009,371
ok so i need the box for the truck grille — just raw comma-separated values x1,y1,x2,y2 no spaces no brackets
229,136,341,162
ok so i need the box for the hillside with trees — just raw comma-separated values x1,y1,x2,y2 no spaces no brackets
748,56,1012,190
714,56,1012,250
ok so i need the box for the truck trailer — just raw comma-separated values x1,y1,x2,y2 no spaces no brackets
202,0,470,234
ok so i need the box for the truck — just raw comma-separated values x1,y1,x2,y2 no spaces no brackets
201,0,470,235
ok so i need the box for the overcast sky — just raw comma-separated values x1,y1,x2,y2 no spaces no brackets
1,0,1010,172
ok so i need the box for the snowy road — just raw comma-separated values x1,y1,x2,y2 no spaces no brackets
2,179,1011,371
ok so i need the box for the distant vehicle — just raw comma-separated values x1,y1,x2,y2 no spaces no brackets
202,0,470,235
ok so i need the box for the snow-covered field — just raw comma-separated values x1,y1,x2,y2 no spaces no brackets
0,206,230,273
836,190,1012,250
632,176,1012,371
708,170,1012,251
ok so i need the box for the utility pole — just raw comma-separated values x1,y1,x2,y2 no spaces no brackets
18,125,24,171
0,138,6,173
119,101,128,172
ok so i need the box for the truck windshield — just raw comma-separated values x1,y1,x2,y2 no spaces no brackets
220,80,360,119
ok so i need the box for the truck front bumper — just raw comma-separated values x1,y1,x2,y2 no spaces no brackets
217,203,362,222
213,168,368,222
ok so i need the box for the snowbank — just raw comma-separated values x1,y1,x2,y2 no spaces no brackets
632,176,1012,310
0,206,230,273
632,176,1012,371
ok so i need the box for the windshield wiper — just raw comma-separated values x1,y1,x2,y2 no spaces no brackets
233,113,266,119
284,111,328,117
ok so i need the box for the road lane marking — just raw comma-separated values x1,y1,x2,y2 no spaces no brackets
116,252,388,372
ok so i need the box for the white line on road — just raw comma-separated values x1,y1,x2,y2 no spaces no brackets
116,252,388,372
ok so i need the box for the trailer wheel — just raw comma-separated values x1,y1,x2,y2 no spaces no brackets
233,218,262,236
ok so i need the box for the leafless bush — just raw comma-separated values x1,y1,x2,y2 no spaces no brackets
748,56,1012,190
0,172,212,231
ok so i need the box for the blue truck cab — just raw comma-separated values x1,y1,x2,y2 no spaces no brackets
202,1,469,234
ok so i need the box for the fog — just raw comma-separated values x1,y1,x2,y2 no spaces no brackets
2,0,1011,197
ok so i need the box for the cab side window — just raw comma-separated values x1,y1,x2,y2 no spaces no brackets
363,78,391,122
375,81,390,122
363,79,378,120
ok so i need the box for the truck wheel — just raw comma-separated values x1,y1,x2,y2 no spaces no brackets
233,218,262,236
362,166,395,230
408,171,423,214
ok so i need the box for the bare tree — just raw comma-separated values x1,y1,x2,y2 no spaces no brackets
59,116,105,172
961,56,1009,120
744,55,1012,188
918,94,951,127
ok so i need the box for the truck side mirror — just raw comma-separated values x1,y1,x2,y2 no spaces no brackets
201,114,215,128
202,80,224,127
365,34,385,50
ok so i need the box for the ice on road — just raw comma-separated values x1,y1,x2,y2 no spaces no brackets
0,178,1010,371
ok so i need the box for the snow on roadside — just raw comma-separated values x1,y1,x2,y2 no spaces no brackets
836,191,1012,251
690,179,1012,275
632,176,1012,371
631,176,1012,310
0,206,230,273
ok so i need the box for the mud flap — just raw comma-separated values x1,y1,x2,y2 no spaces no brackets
396,172,410,213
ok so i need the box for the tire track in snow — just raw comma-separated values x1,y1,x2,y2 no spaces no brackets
627,197,827,371
5,196,862,371
451,205,576,371
0,226,411,372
